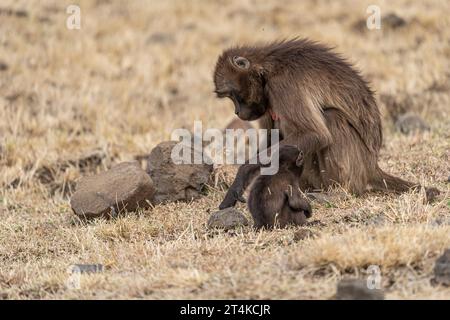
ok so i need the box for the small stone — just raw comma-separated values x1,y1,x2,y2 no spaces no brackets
429,217,450,227
147,141,213,204
70,161,155,218
366,213,386,226
207,208,248,230
306,192,331,204
395,112,430,134
352,12,405,33
425,187,440,203
334,279,384,300
146,32,175,45
306,192,347,206
383,13,407,29
379,94,412,122
0,61,8,71
447,175,450,183
351,19,368,33
293,229,315,241
69,264,104,274
432,249,450,286
0,8,28,18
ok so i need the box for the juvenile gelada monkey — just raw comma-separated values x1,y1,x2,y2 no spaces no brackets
248,145,312,229
214,38,439,209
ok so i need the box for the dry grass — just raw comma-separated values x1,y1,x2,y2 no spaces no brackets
0,0,449,299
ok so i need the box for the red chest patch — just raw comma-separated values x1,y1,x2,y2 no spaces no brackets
269,109,280,121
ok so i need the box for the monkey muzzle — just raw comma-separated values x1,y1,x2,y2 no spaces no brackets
230,94,266,121
231,95,241,115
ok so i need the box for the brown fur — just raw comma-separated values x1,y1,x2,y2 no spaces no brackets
224,117,254,131
214,38,439,208
247,145,312,229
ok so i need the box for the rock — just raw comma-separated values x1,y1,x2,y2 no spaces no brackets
0,8,28,18
68,264,104,274
0,61,8,71
432,249,450,286
379,94,412,122
334,279,384,300
146,32,175,45
429,217,450,227
365,213,386,226
146,141,213,204
447,175,450,183
354,12,406,33
70,161,155,218
425,187,440,203
351,19,368,33
293,229,315,241
207,208,248,230
395,112,430,134
306,192,331,204
306,192,347,206
383,13,407,30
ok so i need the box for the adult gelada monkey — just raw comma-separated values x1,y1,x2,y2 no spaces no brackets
214,38,439,209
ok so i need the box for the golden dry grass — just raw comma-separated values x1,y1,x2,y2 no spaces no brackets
0,0,449,299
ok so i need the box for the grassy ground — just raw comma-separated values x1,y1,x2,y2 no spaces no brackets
0,0,449,299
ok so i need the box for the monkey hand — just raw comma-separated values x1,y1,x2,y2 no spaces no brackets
219,188,246,209
296,150,305,167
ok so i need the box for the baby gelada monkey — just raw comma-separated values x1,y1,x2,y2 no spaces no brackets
248,145,312,229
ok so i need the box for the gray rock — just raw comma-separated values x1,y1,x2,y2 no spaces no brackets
395,112,430,134
306,192,347,206
0,8,28,18
425,187,440,203
0,61,8,71
429,217,450,227
70,161,155,218
146,32,175,45
352,12,406,34
383,13,407,29
432,249,450,286
146,141,213,204
69,264,104,274
334,279,384,300
365,213,387,226
207,208,248,230
293,229,315,241
379,94,412,122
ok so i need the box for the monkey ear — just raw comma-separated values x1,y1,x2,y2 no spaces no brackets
232,56,250,70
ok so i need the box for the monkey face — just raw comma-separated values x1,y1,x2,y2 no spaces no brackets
278,145,301,163
278,211,308,227
278,145,304,171
230,93,267,121
214,53,268,121
277,200,311,228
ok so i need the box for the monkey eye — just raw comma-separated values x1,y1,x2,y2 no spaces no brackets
214,89,230,98
232,56,250,70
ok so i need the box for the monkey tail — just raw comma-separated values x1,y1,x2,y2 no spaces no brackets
370,166,440,202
